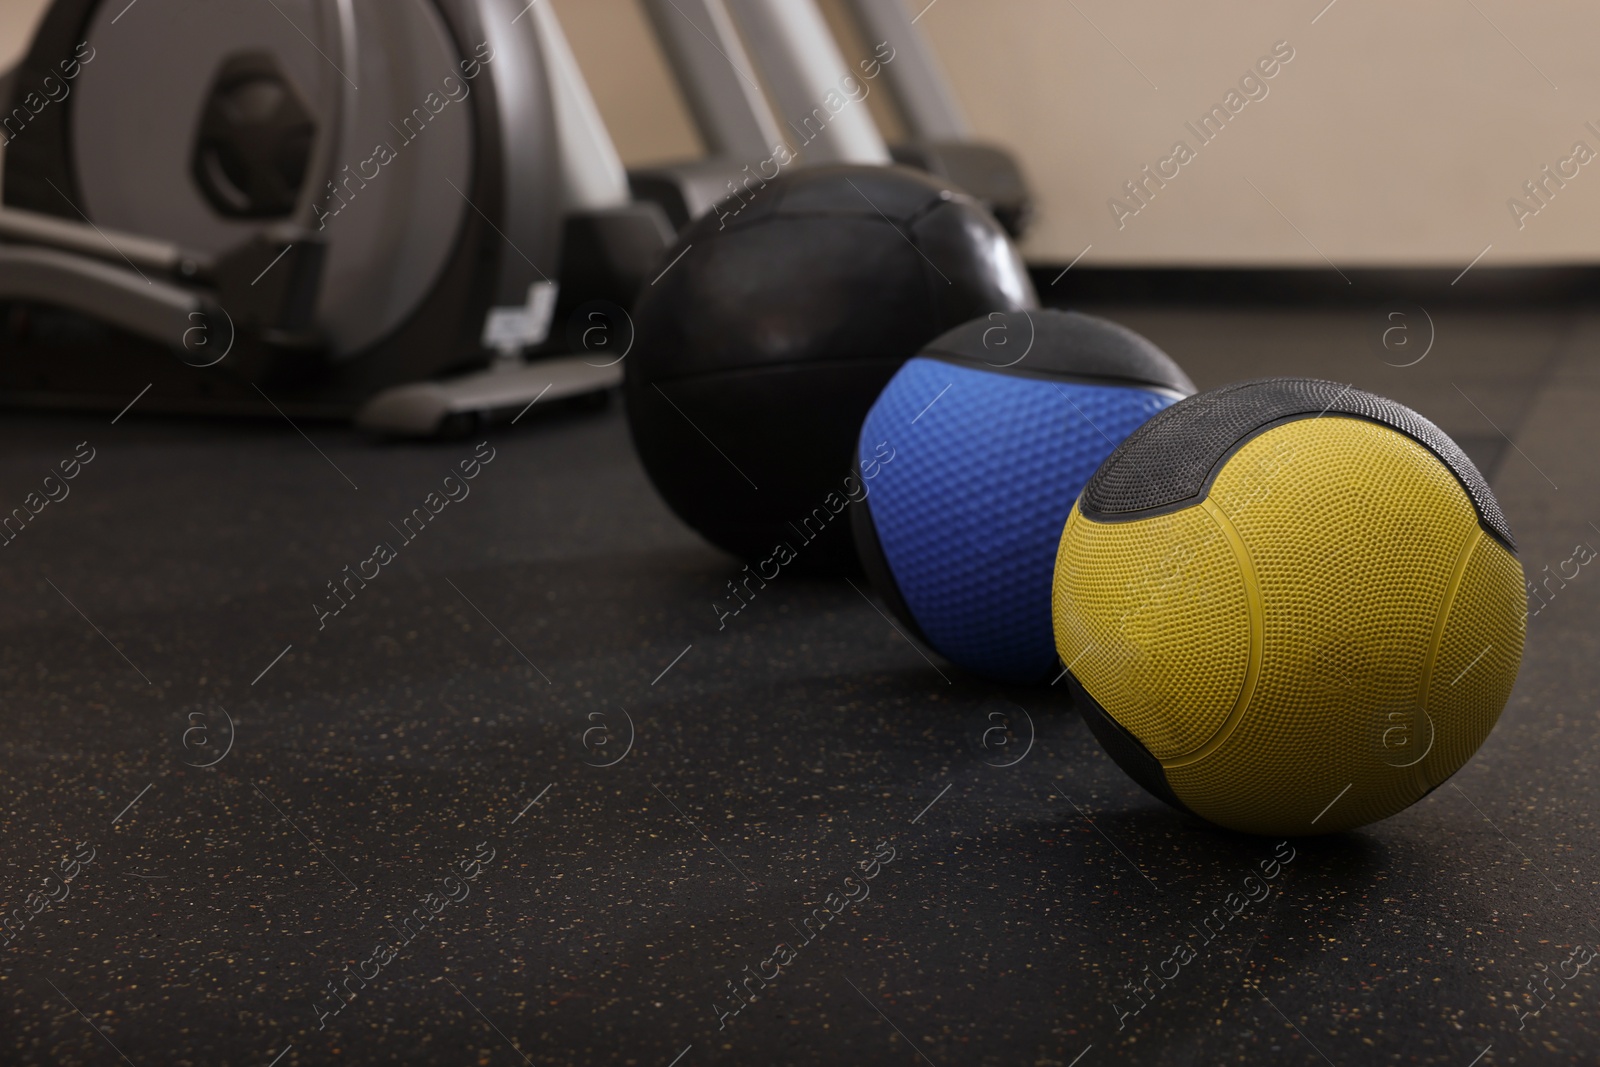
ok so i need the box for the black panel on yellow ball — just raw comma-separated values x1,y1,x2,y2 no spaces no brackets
1052,378,1525,836
1078,378,1513,549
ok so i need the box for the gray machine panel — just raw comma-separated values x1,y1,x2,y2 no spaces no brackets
71,0,472,358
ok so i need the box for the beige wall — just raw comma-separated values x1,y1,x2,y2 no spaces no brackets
559,0,1600,268
10,0,1600,267
0,1,44,79
921,0,1600,267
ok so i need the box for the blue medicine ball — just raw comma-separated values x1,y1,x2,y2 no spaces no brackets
851,309,1195,683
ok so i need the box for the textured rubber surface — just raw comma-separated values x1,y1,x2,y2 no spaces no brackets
1055,416,1526,835
0,298,1590,1067
921,309,1196,394
850,473,935,649
1054,501,1253,759
861,355,1179,683
1079,378,1515,551
625,164,1036,571
1067,673,1193,815
1414,532,1526,789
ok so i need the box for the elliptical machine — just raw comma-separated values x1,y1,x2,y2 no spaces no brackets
633,0,1034,237
0,0,671,433
0,0,1032,434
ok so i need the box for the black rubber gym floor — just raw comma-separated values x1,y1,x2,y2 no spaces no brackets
2,300,1597,1066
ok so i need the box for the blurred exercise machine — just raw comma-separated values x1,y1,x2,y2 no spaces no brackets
628,0,792,229
0,0,671,433
353,0,678,435
638,0,1032,236
837,0,1032,236
0,0,1031,433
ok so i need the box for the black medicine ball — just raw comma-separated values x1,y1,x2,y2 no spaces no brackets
624,164,1038,573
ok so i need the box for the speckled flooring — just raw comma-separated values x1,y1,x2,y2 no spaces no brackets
1,303,1598,1066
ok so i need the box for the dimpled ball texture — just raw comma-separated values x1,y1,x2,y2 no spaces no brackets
1052,378,1526,836
625,164,1037,574
852,309,1195,683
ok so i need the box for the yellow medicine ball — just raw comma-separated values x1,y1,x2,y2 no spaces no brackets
1052,379,1525,835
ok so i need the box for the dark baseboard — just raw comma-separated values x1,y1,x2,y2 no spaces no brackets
1029,265,1600,307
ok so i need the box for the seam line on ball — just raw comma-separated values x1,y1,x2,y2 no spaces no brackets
1162,498,1264,770
1407,527,1484,793
1418,526,1484,713
915,352,1191,396
641,356,911,388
